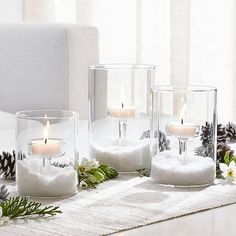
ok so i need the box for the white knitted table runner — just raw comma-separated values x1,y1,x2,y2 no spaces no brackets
1,174,236,236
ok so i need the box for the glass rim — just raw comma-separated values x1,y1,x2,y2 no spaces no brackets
89,63,156,70
152,85,217,93
16,109,79,120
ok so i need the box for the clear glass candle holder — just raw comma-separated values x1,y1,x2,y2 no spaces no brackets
89,64,156,172
151,86,217,187
16,110,79,197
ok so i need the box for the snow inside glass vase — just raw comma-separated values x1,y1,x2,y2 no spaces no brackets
16,110,79,197
89,64,156,172
151,86,217,187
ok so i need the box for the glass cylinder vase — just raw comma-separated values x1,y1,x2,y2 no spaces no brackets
151,86,217,187
89,64,156,172
16,110,79,197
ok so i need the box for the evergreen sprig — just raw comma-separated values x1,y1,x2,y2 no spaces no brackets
136,168,151,177
0,196,62,219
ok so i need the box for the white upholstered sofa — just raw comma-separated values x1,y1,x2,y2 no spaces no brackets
0,24,99,120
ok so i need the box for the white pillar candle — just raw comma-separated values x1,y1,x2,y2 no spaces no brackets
166,121,200,138
108,103,137,119
151,152,215,186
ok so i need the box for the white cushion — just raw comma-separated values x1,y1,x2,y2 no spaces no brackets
0,23,98,119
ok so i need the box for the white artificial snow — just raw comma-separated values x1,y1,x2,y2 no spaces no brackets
90,138,150,172
151,151,215,186
16,159,78,197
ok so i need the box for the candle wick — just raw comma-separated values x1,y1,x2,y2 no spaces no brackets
181,118,183,125
45,138,47,144
121,103,124,108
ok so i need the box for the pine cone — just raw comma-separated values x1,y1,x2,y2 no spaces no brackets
197,122,228,158
0,185,9,202
197,122,214,157
226,122,236,142
158,131,170,152
140,130,151,139
217,124,227,144
18,151,26,160
140,130,170,152
217,142,234,162
0,151,16,179
200,122,213,147
195,144,214,158
0,151,26,180
194,146,204,156
140,130,158,139
200,122,227,146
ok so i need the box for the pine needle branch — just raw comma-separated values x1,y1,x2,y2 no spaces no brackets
136,168,151,177
0,196,62,219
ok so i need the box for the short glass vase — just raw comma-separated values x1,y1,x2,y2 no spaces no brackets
16,110,79,197
151,85,217,187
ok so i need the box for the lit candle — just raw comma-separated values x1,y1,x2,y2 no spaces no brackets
166,104,199,138
108,103,137,119
30,120,62,157
166,120,199,138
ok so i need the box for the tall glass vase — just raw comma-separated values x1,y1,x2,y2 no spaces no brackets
89,64,156,172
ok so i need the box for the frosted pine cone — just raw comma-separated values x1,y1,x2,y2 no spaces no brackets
0,185,9,202
0,151,16,179
200,122,213,147
217,124,227,144
140,130,158,139
217,142,234,162
226,122,236,143
0,151,26,180
158,131,170,152
140,130,170,152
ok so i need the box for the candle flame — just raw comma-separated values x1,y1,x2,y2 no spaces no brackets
180,103,187,123
121,89,125,103
46,120,50,129
44,120,50,144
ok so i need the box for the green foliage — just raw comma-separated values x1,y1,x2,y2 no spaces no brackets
99,164,118,179
224,151,236,165
224,151,230,165
78,162,118,189
216,161,224,179
136,168,151,177
0,196,62,219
